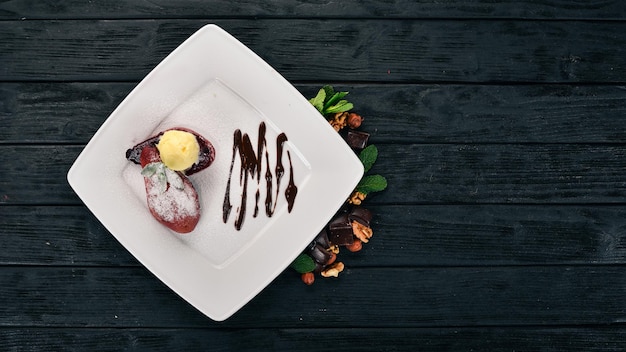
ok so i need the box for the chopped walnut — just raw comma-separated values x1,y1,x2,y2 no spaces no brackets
352,221,373,243
348,191,366,205
321,262,345,278
329,112,348,131
328,244,340,254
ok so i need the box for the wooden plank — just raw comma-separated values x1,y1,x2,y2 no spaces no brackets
2,0,626,20
363,204,626,266
0,83,130,144
0,206,137,266
2,326,626,352
0,146,81,205
373,143,626,204
3,144,626,205
3,205,626,267
1,266,625,328
2,20,626,83
4,83,626,144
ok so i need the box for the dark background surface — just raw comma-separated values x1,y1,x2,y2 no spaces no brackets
2,1,626,351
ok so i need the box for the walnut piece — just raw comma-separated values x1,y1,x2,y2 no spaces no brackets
352,221,373,243
321,262,345,278
329,112,348,131
348,191,366,205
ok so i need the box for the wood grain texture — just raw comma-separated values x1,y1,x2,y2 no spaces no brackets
2,1,626,348
2,205,626,267
4,144,626,205
0,83,130,144
4,83,626,144
0,206,136,266
368,204,626,266
0,146,80,205
373,143,626,204
1,0,626,20
2,20,626,83
2,326,626,352
1,266,625,328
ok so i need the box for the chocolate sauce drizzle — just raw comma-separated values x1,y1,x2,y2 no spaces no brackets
222,122,298,230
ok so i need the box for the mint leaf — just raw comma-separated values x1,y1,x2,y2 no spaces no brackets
324,91,348,110
156,169,168,193
359,145,378,173
322,85,335,103
325,100,354,114
290,253,316,273
141,162,184,193
140,162,161,177
308,88,326,112
308,85,354,117
141,162,167,193
355,174,387,195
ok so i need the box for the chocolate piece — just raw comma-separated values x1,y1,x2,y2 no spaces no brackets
308,244,332,265
306,239,317,252
328,212,354,246
345,130,370,150
349,206,372,227
313,261,325,274
314,228,331,249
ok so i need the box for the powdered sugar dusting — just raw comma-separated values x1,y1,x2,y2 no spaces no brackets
145,174,199,222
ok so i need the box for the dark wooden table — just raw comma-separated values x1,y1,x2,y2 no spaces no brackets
2,1,626,351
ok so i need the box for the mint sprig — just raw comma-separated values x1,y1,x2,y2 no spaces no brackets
308,85,353,117
141,162,184,193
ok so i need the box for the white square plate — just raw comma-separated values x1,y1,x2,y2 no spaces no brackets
67,24,363,321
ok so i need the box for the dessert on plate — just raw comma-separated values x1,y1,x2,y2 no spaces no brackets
126,128,215,233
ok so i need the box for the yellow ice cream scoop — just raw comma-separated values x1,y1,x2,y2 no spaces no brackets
156,130,200,171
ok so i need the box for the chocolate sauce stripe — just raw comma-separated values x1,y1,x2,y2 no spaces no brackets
222,122,297,230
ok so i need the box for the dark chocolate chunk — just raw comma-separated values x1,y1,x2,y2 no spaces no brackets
328,212,354,246
314,228,331,249
308,244,332,264
313,261,325,274
306,240,317,252
345,130,370,150
349,206,372,227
